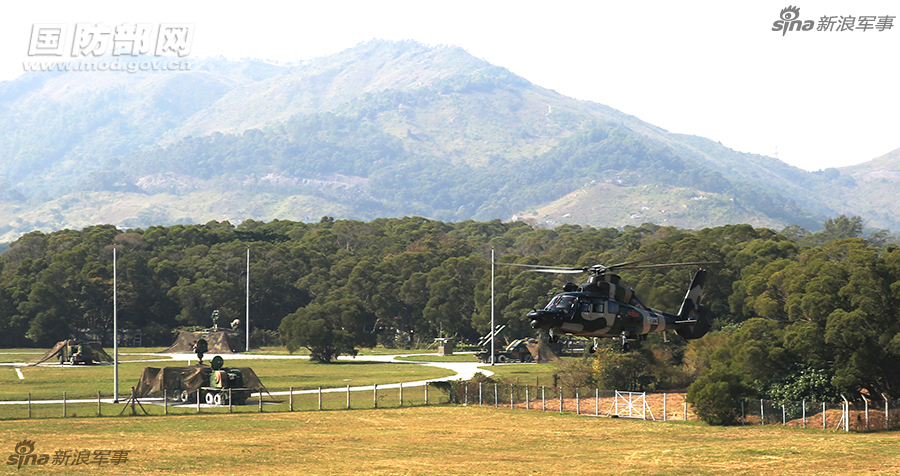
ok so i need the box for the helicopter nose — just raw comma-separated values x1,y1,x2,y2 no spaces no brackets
527,309,558,330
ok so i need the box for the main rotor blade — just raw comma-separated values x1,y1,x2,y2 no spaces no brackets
614,261,719,271
495,262,585,271
530,268,586,274
495,262,590,274
496,257,717,275
603,253,666,271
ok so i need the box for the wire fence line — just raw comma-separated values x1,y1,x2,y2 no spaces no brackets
2,381,895,432
441,381,896,432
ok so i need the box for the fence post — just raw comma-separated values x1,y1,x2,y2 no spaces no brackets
595,389,599,416
760,399,764,425
510,384,514,409
663,393,667,422
318,387,322,410
823,402,826,430
542,386,545,412
197,389,201,413
347,385,351,409
802,401,806,428
863,395,869,431
683,397,687,422
478,383,482,407
162,389,167,415
741,400,744,425
576,388,579,415
100,391,104,417
843,396,849,432
782,404,786,426
464,383,468,406
400,383,404,407
28,393,31,419
374,384,378,409
228,388,232,413
494,383,498,408
559,387,563,413
63,391,67,418
425,383,428,406
525,386,529,410
289,386,293,412
259,390,263,413
885,395,890,430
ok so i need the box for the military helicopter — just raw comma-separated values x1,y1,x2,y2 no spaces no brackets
501,256,715,351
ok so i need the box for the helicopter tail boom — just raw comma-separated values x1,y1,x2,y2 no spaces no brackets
674,269,712,340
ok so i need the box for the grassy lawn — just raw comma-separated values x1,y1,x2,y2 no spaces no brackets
1,406,897,474
0,358,454,402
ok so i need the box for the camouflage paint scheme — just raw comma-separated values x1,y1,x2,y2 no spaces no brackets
527,269,711,346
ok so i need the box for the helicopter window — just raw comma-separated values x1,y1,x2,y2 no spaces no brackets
607,301,618,314
578,301,591,312
546,295,577,310
592,303,604,313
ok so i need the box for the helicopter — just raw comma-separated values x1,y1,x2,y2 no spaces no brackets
501,256,715,352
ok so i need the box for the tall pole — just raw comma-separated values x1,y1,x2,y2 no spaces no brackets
491,248,495,366
113,247,119,403
245,248,250,352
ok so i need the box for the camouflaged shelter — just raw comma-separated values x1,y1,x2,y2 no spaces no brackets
161,329,244,354
134,365,265,399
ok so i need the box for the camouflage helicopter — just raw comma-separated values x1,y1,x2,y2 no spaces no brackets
502,257,715,352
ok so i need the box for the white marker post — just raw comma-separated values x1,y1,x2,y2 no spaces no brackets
113,247,119,403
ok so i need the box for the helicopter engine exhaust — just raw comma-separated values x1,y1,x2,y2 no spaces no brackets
674,269,712,339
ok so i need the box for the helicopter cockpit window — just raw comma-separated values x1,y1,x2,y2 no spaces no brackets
546,295,577,310
592,302,604,313
578,301,591,312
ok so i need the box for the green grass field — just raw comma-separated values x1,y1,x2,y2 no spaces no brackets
0,353,455,402
2,349,899,474
3,406,898,475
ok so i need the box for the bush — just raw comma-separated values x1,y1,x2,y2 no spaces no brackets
553,356,598,389
593,348,656,391
686,366,753,425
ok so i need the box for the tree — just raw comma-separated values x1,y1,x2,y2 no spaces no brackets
279,297,375,362
686,365,753,425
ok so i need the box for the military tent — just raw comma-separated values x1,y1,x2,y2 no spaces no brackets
133,365,265,399
161,329,244,354
29,340,114,366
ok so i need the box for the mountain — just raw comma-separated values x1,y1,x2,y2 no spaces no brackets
0,39,894,241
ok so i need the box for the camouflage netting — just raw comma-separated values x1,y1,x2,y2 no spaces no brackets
526,338,559,363
29,340,114,366
134,365,265,398
161,329,244,354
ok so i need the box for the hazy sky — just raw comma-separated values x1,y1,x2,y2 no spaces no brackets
2,1,897,171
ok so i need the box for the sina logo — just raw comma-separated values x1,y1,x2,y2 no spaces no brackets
772,5,814,35
6,440,49,469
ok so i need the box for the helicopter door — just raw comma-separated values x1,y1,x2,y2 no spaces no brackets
582,300,604,321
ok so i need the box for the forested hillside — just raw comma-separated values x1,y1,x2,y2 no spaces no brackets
1,216,897,405
4,40,896,242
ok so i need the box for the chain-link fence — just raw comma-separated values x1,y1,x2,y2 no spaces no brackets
441,380,895,432
2,381,895,432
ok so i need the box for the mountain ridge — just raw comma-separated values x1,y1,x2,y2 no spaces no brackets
0,39,896,242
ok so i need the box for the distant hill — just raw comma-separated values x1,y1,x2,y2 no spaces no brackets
0,39,895,241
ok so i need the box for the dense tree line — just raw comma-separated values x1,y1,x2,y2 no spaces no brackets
0,215,897,409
